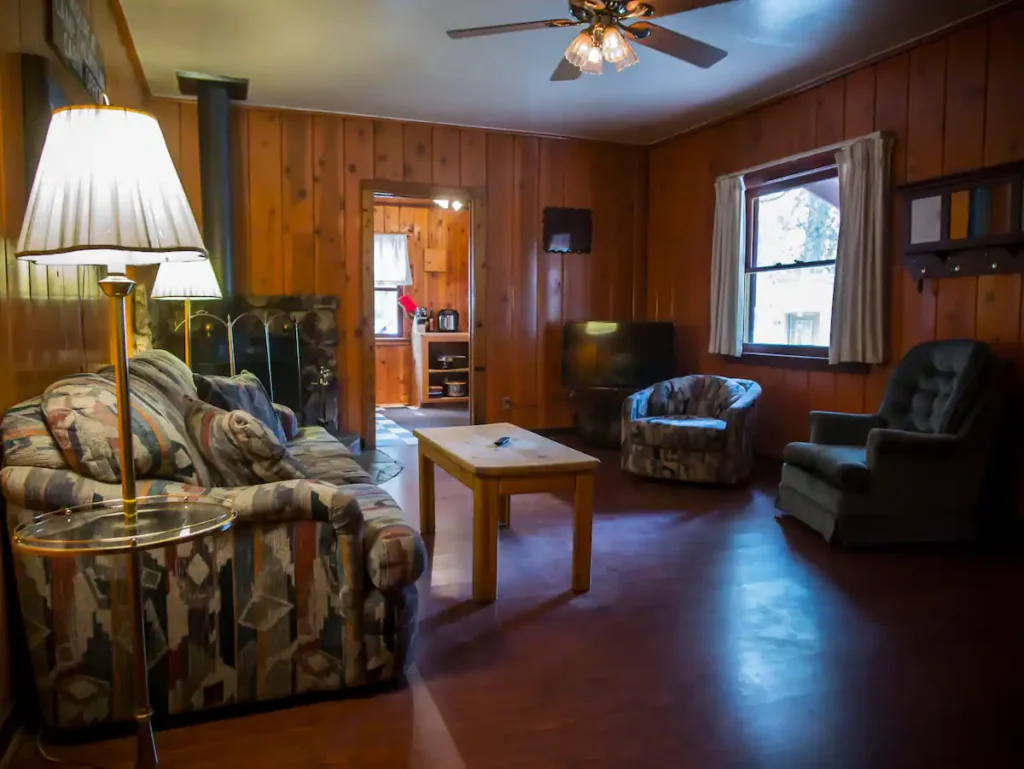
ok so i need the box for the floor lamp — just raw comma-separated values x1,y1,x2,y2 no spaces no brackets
15,105,208,768
151,259,223,367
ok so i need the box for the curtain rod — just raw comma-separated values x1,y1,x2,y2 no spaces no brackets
719,130,884,182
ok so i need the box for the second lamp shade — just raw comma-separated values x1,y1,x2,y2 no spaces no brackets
151,259,223,301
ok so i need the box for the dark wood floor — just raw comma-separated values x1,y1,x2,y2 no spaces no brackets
13,440,1024,768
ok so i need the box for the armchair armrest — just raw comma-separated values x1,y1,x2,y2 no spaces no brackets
623,387,654,422
810,412,885,446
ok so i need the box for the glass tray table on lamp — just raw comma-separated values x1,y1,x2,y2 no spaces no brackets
13,495,236,555
11,495,236,765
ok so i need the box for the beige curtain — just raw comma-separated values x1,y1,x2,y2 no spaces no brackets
829,135,891,364
708,175,746,357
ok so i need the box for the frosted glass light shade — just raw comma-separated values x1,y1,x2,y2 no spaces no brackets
151,259,223,301
602,26,639,71
581,45,604,75
16,105,206,270
565,29,597,69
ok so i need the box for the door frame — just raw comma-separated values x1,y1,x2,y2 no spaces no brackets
360,181,486,449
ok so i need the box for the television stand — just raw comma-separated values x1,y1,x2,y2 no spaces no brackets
569,387,636,448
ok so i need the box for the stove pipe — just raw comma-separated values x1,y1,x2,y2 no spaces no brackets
176,71,249,296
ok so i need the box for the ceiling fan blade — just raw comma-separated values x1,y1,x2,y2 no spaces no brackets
448,19,581,39
628,0,733,19
551,57,583,82
626,21,727,68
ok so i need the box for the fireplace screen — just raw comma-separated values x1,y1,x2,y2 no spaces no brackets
148,294,340,431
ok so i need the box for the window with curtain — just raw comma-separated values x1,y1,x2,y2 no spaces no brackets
374,233,412,338
744,161,840,357
709,133,888,365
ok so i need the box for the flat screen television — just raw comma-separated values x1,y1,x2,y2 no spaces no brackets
562,321,675,389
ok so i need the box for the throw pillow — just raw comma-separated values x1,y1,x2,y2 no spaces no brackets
273,403,300,441
42,373,201,484
184,397,308,487
193,371,287,444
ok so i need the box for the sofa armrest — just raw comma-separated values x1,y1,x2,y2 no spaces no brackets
344,483,427,592
809,412,885,446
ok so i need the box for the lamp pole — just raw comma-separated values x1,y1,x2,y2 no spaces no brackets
98,272,158,769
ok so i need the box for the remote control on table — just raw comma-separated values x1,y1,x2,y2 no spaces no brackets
494,436,511,447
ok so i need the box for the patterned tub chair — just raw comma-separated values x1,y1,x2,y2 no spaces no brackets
0,350,425,734
622,375,761,484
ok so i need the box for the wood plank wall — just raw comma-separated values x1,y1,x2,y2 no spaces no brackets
373,204,470,406
647,6,1024,462
0,0,147,736
149,100,649,436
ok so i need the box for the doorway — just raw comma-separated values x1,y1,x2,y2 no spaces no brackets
369,189,475,447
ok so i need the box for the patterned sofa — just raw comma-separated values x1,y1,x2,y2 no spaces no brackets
622,375,761,484
0,350,425,732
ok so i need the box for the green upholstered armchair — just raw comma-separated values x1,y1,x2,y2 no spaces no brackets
776,340,1003,545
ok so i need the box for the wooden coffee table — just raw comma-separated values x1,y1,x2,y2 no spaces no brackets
414,422,600,604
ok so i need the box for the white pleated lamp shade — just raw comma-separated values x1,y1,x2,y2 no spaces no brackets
16,105,207,270
151,259,223,301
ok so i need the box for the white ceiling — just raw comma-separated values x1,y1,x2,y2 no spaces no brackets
121,0,1007,145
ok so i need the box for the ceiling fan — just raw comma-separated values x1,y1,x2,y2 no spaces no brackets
447,0,730,81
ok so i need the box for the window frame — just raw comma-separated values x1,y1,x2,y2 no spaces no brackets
743,156,840,360
373,285,405,340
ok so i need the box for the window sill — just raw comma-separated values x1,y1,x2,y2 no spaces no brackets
731,351,870,374
375,336,410,347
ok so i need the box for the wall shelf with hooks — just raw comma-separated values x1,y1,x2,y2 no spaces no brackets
898,160,1024,286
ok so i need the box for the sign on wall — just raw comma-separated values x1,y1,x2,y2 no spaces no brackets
47,0,106,104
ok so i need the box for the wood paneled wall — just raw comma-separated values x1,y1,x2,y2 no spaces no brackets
372,204,470,406
647,6,1024,459
0,0,147,736
150,100,649,436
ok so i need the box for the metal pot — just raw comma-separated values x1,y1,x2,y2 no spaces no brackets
444,379,468,397
437,354,467,369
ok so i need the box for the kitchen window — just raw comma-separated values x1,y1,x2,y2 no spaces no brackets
374,233,412,339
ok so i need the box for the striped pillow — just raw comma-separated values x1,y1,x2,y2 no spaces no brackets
194,371,287,443
42,374,201,484
184,398,308,487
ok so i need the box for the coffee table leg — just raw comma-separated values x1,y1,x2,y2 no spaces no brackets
418,449,436,535
498,494,511,529
472,477,499,603
572,472,594,593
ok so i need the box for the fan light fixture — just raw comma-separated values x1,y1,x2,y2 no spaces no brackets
564,25,639,75
434,199,450,209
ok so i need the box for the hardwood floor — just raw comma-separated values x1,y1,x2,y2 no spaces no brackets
13,440,1024,768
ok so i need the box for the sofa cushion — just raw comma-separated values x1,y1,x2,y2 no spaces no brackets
783,442,871,492
184,398,308,487
286,433,372,485
42,373,202,484
628,416,727,451
194,371,286,443
1,397,69,470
